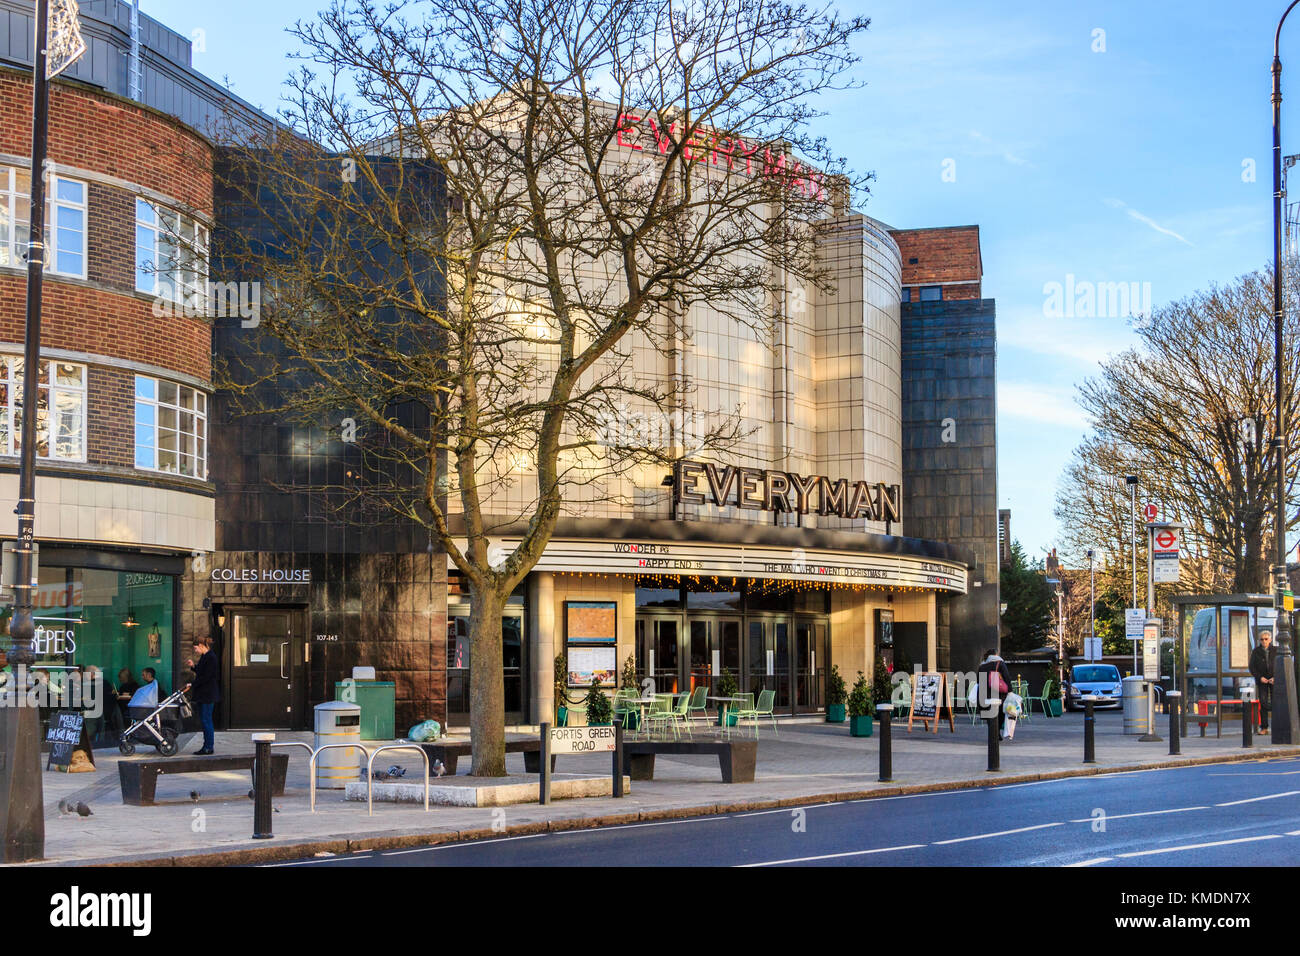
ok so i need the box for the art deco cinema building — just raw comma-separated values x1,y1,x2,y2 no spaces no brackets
415,105,1000,726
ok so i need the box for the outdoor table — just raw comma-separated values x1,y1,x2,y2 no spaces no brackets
707,695,745,739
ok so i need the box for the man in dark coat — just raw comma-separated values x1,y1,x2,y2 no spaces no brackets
184,637,220,755
1249,629,1276,732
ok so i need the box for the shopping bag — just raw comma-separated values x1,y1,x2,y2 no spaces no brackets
1004,692,1023,719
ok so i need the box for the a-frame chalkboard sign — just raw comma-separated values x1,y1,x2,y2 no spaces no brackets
907,672,955,733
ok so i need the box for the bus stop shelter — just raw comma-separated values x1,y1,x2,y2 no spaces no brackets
1172,593,1273,738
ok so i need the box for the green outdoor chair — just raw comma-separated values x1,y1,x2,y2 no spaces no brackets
643,694,674,739
1029,680,1054,718
686,686,709,730
612,689,640,737
736,688,777,738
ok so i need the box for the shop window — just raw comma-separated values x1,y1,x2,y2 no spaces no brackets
135,198,209,311
900,288,911,303
0,356,86,461
918,285,942,301
1,566,175,747
0,165,86,278
636,586,682,608
134,375,208,478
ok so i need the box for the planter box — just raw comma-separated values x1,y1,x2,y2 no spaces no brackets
849,714,874,737
825,704,846,723
1048,699,1063,717
717,710,739,726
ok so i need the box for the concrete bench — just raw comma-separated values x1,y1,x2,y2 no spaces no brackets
621,740,757,783
418,738,555,775
118,753,289,806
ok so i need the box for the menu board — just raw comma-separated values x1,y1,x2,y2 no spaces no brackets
567,646,616,686
45,710,90,771
565,601,617,643
908,672,954,733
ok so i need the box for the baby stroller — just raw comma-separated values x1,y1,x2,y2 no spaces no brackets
119,688,191,756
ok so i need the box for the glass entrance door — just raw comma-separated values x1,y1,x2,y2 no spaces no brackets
636,616,682,695
446,608,526,725
227,608,305,728
773,620,790,709
688,618,711,695
793,619,826,714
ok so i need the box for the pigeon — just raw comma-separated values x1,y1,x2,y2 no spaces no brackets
75,802,92,817
189,790,201,802
432,760,446,778
386,765,406,779
57,799,76,816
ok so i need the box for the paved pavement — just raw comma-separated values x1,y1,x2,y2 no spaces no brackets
28,709,1300,866
275,757,1300,867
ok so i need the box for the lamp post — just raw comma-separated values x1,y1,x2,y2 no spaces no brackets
1271,1,1300,744
1087,548,1096,662
1126,474,1139,675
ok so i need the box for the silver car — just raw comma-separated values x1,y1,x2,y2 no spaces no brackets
1064,663,1123,711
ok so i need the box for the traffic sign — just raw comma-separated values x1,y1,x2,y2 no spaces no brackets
1144,504,1158,522
1151,525,1180,584
1125,608,1146,641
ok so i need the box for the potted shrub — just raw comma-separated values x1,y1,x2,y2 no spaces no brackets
825,664,847,723
872,656,894,711
1048,678,1063,717
555,654,571,726
848,670,874,737
585,678,613,726
619,656,640,730
717,668,740,726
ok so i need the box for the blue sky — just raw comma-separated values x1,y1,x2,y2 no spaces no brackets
143,0,1285,561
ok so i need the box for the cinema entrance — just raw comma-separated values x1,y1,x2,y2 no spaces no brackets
634,579,829,716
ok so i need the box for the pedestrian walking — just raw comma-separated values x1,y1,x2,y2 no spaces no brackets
977,648,1013,739
1249,628,1276,732
184,637,221,755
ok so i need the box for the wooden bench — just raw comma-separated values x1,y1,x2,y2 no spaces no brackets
118,753,289,806
621,740,757,783
418,738,555,775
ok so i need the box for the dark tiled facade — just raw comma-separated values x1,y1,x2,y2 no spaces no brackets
900,298,999,671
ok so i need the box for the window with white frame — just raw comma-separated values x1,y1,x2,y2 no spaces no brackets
0,356,86,461
0,165,86,278
135,199,209,312
134,376,207,478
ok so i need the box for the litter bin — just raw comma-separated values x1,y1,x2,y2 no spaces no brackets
314,700,361,790
335,676,395,741
1122,676,1150,735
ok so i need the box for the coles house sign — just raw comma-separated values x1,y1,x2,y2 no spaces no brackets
673,459,901,524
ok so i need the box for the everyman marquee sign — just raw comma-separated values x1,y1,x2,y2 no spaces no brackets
673,459,902,523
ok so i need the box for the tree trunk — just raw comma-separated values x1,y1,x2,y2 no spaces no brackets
468,581,507,777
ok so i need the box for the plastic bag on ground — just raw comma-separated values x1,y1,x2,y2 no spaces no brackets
407,719,442,742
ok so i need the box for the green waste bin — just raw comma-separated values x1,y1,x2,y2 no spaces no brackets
335,680,395,741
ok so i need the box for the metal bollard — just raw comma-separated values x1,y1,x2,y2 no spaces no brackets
539,721,551,806
613,723,624,798
1083,697,1096,764
1167,690,1181,755
1243,694,1254,749
876,703,893,782
986,700,1000,772
251,732,275,839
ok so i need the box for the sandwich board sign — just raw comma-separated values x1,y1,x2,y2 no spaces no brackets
908,672,954,733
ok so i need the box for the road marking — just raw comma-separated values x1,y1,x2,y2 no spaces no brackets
260,857,349,867
933,822,1064,845
1067,806,1208,823
1214,790,1300,807
1208,770,1300,777
1117,834,1283,858
1066,857,1113,867
379,833,549,855
735,803,832,818
739,843,926,867
1286,830,1300,836
573,816,721,833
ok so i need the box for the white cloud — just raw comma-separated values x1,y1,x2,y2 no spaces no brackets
998,381,1089,429
1104,198,1193,246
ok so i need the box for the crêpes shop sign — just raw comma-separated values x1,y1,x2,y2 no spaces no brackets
614,112,829,201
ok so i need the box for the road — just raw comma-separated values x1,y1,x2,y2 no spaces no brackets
266,757,1300,867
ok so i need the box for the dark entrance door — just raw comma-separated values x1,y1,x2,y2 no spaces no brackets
226,608,306,728
793,619,826,714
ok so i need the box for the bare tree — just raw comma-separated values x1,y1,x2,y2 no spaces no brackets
1056,267,1300,604
215,0,872,774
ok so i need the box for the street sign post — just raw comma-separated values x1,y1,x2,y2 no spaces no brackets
1084,637,1103,661
1125,608,1146,643
1144,504,1158,522
540,723,623,804
1151,525,1180,584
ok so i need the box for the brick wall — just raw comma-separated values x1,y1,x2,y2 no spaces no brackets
890,225,982,299
0,68,214,213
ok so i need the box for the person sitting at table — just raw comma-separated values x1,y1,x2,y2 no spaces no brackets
127,667,161,715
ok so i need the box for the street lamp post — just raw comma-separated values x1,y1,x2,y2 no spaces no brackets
1087,548,1096,662
1271,1,1300,744
1126,474,1139,675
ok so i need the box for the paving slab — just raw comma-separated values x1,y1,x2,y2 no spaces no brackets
19,712,1299,866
